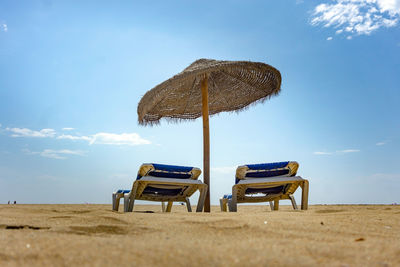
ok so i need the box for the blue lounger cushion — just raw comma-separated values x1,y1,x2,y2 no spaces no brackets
223,185,286,199
227,161,300,196
143,187,183,196
116,164,202,196
136,163,201,180
235,161,299,184
245,185,286,195
136,163,202,196
223,194,232,199
116,189,131,194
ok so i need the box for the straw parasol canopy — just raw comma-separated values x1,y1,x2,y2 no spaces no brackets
138,59,282,212
138,59,281,125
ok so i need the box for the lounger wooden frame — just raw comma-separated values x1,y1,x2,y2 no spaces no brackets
220,176,309,212
112,176,208,213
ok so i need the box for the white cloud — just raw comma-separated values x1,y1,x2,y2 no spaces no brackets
62,127,74,131
89,132,151,146
211,166,237,174
314,149,360,155
376,141,388,145
57,134,91,141
6,127,56,138
4,125,151,146
327,36,333,40
313,151,333,155
311,0,400,38
23,148,86,160
377,0,400,15
40,149,85,159
58,132,150,146
1,24,7,32
337,149,360,153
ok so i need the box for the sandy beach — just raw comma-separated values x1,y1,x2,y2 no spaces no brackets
0,204,399,266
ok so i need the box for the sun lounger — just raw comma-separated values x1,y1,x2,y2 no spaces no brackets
220,161,309,212
112,163,208,212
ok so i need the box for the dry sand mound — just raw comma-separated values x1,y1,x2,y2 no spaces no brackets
1,204,399,266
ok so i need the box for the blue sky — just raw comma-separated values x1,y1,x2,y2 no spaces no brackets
0,0,399,205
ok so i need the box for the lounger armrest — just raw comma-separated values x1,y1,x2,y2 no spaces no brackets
236,176,305,186
133,176,207,212
139,176,205,186
235,176,309,211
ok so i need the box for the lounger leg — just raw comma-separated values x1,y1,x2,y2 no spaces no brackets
166,201,173,212
124,193,132,212
220,198,228,212
161,202,166,212
229,187,238,212
196,185,208,212
185,197,192,212
127,187,137,212
113,193,125,211
112,193,118,211
269,201,274,211
301,180,309,210
289,195,298,210
273,199,279,211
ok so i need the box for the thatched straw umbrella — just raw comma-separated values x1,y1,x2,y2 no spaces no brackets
138,59,281,212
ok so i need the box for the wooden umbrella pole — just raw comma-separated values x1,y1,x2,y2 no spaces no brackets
201,74,211,212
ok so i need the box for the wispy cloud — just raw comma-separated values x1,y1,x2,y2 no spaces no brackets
89,132,151,146
376,140,388,146
6,127,56,138
311,0,400,38
4,126,151,146
0,23,7,32
314,149,360,155
58,132,151,146
62,127,74,131
336,149,360,153
313,151,333,155
56,134,91,141
23,148,86,160
327,36,333,40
